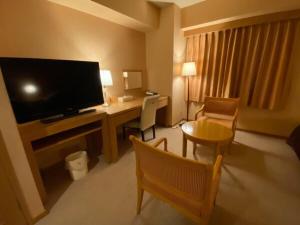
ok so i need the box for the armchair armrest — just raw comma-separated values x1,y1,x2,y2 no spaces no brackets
213,155,223,180
195,105,205,120
152,138,168,152
207,154,223,209
232,108,239,131
233,108,239,120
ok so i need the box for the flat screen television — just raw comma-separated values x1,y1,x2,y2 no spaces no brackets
0,58,104,124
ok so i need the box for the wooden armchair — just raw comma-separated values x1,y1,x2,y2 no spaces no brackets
130,135,223,225
195,97,240,140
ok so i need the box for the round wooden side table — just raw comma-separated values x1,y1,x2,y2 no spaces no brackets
181,120,233,160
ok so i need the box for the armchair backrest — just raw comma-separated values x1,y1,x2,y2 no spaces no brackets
204,97,240,117
140,95,159,131
130,136,222,210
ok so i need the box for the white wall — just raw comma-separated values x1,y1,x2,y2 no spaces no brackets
172,5,186,124
146,4,187,126
146,5,174,125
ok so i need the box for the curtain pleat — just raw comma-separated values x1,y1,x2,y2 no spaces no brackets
185,20,297,110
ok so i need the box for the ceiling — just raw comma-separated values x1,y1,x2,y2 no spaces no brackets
48,0,153,32
148,0,205,8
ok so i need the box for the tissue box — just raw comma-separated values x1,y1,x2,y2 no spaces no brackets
118,96,134,102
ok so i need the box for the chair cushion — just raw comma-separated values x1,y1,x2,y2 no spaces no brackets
197,115,233,129
204,113,235,121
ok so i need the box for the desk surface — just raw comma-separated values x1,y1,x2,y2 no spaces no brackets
94,96,168,116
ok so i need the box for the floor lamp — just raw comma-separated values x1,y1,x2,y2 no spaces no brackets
100,69,113,107
182,62,196,121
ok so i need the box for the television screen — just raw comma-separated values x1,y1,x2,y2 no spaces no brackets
0,58,104,123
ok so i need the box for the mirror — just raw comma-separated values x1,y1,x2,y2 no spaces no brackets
123,71,142,90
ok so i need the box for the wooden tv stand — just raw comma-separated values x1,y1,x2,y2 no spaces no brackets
18,110,109,202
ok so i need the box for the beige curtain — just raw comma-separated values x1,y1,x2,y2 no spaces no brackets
185,20,297,110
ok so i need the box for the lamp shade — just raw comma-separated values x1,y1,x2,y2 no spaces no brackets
100,70,113,86
182,62,196,76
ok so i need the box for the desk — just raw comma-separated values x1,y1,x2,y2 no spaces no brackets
17,96,168,202
97,96,168,162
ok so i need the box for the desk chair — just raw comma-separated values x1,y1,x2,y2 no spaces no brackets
123,95,159,141
130,135,223,225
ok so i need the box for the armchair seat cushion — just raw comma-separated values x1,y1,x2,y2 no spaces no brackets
197,115,233,129
204,113,235,121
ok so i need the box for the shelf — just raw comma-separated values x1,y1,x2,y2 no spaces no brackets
32,122,102,153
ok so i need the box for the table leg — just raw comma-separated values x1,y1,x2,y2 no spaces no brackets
214,143,221,162
108,119,119,162
193,143,198,154
101,116,112,163
182,134,187,157
227,137,234,155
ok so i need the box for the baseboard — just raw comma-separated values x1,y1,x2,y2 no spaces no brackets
236,128,287,139
32,209,48,224
170,118,185,127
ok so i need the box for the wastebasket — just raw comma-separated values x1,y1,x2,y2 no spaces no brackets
65,151,88,180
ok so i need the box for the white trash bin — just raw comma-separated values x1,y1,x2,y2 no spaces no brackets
65,151,88,181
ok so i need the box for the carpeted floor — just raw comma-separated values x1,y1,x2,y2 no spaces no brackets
37,127,300,225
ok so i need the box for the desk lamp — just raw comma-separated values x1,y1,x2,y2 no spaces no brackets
100,69,113,106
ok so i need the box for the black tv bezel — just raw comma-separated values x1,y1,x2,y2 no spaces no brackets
0,57,104,124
